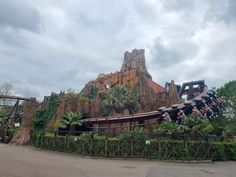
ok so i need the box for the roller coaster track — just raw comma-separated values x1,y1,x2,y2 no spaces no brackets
83,88,224,129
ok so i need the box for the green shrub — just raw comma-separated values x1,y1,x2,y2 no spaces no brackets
212,142,226,160
80,132,94,140
154,121,185,134
8,128,18,138
34,131,44,148
225,143,236,160
185,115,214,135
31,131,236,161
118,127,147,141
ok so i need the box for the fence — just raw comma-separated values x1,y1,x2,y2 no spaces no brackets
30,130,222,160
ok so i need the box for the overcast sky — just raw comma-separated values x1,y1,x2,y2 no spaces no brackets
0,0,235,98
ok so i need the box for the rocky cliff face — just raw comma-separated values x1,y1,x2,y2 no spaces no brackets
48,96,102,130
167,80,181,106
121,49,152,79
11,101,38,145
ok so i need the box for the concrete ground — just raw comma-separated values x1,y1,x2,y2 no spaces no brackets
0,144,235,177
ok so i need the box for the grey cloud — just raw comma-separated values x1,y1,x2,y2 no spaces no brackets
0,0,235,99
16,86,41,98
205,0,236,24
0,0,40,32
150,37,198,67
160,0,194,12
225,0,236,23
149,25,236,88
161,0,236,25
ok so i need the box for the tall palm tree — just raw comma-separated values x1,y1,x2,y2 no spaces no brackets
124,85,139,115
103,85,139,116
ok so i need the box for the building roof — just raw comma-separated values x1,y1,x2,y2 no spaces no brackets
147,79,166,93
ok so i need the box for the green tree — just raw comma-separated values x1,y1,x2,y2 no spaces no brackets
33,108,47,129
33,92,60,129
217,80,236,115
154,121,187,135
184,115,213,136
103,85,139,116
124,85,140,115
214,80,236,135
57,112,83,129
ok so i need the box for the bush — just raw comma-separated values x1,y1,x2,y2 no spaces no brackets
212,143,226,160
79,132,93,139
184,115,214,135
31,131,236,161
119,127,147,141
32,131,44,148
154,121,186,134
8,128,18,139
225,143,236,160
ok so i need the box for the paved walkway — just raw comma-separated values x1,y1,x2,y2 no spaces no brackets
0,144,235,177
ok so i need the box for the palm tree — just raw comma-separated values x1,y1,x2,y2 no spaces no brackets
103,85,139,116
124,85,139,115
58,112,83,129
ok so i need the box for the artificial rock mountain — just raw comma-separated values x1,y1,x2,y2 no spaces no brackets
48,49,180,130
45,49,180,129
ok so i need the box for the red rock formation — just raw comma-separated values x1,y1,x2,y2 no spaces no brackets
167,80,181,106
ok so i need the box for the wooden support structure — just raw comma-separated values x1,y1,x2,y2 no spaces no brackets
0,95,35,143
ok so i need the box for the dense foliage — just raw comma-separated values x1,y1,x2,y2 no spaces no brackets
214,80,236,135
119,127,147,140
103,85,139,116
154,121,187,134
184,115,214,135
154,115,213,136
0,108,11,131
57,112,83,129
87,86,99,99
33,93,60,129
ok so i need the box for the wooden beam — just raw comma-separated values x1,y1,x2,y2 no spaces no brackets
0,95,35,101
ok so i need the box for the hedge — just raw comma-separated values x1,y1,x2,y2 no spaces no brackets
31,133,236,161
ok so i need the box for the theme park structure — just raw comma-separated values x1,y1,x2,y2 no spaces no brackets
0,49,224,144
83,88,223,132
0,95,36,142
